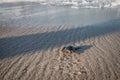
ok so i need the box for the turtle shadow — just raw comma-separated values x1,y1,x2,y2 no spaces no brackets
61,45,92,55
74,45,92,54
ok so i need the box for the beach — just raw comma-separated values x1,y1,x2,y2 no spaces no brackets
0,3,120,80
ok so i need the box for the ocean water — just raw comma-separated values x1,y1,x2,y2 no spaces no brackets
0,3,120,28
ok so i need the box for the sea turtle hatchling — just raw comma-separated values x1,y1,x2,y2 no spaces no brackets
61,45,80,56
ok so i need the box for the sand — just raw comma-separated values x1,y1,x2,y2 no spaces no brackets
0,18,120,80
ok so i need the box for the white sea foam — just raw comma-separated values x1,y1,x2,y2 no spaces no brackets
0,0,120,8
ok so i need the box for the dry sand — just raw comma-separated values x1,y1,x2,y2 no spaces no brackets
0,19,120,80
